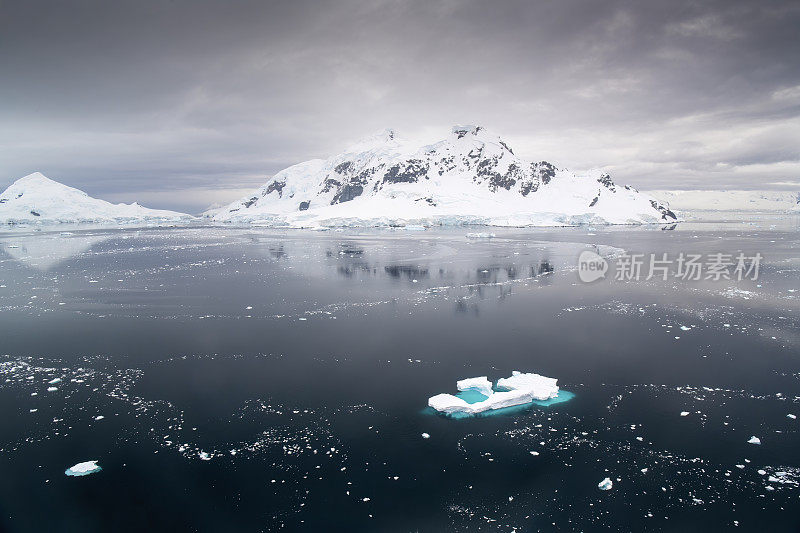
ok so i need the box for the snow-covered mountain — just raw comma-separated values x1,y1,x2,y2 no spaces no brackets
213,125,677,227
646,190,800,214
0,173,192,224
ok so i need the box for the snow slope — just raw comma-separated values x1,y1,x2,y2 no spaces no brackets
0,173,192,224
646,190,800,213
213,126,678,227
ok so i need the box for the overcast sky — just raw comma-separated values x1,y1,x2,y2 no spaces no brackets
2,0,799,212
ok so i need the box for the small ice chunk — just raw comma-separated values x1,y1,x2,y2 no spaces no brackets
788,414,797,419
598,477,613,491
421,433,430,439
529,451,539,456
47,387,58,392
48,378,62,384
680,411,690,417
466,232,496,239
456,376,494,397
65,460,101,477
94,415,105,421
747,436,761,445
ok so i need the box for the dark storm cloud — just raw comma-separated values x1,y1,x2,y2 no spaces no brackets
2,0,799,211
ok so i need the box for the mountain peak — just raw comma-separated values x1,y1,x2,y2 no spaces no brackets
451,124,486,138
17,172,59,186
345,128,405,153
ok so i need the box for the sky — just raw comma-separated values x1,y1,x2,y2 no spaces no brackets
2,0,799,213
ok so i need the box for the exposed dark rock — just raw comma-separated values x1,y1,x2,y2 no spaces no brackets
415,197,437,206
334,161,354,175
649,200,677,221
30,210,40,216
243,196,259,208
597,173,616,192
321,177,341,193
331,184,363,204
589,195,599,207
478,158,518,191
265,180,286,198
382,160,428,185
499,140,515,155
299,201,310,211
534,161,556,185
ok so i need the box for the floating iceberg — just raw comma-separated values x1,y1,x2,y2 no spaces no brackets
747,436,761,445
428,371,563,417
65,460,102,477
598,477,613,491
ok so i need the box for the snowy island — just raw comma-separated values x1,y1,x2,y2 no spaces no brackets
212,125,678,228
428,371,569,417
0,172,192,225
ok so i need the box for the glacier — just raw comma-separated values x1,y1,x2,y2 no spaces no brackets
428,371,564,417
212,125,678,227
0,172,192,225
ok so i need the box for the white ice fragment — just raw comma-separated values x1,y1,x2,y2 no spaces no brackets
529,451,539,456
466,232,496,239
47,386,58,392
65,460,101,477
747,436,761,445
456,376,494,397
94,415,104,421
680,411,690,417
788,414,797,419
421,433,430,439
428,371,559,416
48,378,62,384
598,477,613,491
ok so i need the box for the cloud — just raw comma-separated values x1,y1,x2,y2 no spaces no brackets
1,0,799,210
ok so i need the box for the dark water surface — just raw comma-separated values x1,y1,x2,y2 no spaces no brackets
0,221,799,531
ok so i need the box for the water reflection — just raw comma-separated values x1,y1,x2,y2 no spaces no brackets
384,265,430,280
1,233,111,271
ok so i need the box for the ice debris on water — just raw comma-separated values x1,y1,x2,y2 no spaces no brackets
598,477,613,491
421,433,430,439
747,436,761,445
65,460,102,477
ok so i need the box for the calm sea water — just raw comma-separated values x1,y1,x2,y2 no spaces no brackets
0,221,799,532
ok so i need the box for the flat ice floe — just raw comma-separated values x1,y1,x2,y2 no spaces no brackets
598,477,613,491
65,460,102,477
428,371,566,417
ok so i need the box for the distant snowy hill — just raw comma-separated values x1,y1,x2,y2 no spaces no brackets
646,190,800,214
0,173,192,224
213,125,677,227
